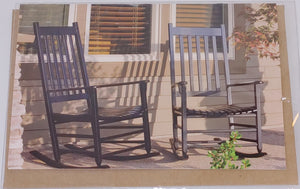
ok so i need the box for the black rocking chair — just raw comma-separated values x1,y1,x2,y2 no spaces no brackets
32,22,158,168
168,23,264,159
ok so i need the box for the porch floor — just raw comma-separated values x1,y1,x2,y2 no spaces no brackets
21,126,286,170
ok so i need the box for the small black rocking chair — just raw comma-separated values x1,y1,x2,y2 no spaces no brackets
32,22,158,168
168,23,265,159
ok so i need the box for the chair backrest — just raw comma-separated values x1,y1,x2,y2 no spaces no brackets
168,23,231,97
34,22,90,103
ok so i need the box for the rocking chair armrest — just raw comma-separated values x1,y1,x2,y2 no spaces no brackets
171,81,188,96
91,80,149,106
171,81,188,88
227,81,264,106
227,81,264,88
93,80,149,88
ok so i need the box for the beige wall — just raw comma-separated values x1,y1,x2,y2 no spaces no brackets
12,4,284,148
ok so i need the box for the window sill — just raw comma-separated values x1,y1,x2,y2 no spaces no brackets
84,53,160,63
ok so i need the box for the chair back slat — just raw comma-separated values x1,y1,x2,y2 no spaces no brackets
56,35,70,93
62,34,76,89
50,35,64,92
34,22,90,102
179,35,186,83
168,23,230,97
68,33,83,90
212,36,221,90
203,36,212,91
41,35,54,91
221,24,232,104
195,36,203,91
187,35,194,92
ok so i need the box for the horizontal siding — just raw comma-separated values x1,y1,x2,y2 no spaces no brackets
16,55,284,146
22,105,280,132
20,75,282,98
19,59,247,81
22,111,282,146
21,94,281,119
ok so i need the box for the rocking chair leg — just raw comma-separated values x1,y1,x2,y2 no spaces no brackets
92,122,102,167
170,113,188,160
90,87,102,167
172,114,179,147
142,111,151,154
48,122,61,163
228,117,234,131
256,112,263,153
181,114,188,159
140,81,151,154
255,84,263,153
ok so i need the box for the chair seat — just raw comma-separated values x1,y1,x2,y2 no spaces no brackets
98,106,143,121
174,105,257,118
53,106,143,124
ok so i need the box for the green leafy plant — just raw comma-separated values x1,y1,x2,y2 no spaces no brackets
230,4,279,60
208,131,251,169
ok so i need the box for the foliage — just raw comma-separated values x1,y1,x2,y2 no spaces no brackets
208,131,251,169
230,4,279,60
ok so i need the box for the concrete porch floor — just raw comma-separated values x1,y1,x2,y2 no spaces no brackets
20,126,286,170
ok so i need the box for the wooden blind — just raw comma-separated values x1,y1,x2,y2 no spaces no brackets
19,4,69,35
176,4,226,28
176,4,227,52
88,4,152,55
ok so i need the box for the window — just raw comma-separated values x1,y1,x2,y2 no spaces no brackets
18,4,70,54
172,4,234,58
176,4,227,28
85,4,160,62
19,4,69,35
88,4,151,55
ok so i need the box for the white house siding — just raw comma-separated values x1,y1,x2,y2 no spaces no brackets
19,56,283,146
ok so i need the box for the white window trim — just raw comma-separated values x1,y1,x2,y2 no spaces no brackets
68,4,77,26
84,4,161,63
170,3,235,60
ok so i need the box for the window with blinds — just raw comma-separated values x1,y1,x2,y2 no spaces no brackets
18,4,69,54
175,4,228,53
88,4,152,55
176,4,227,28
19,4,69,35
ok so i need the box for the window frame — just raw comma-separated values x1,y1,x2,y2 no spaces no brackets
170,3,235,60
84,4,161,62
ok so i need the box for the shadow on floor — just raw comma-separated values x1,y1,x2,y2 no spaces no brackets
20,127,286,170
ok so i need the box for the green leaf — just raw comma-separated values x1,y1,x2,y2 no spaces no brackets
208,131,251,169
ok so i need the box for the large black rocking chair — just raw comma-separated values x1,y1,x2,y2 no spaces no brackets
31,22,158,168
168,23,264,159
